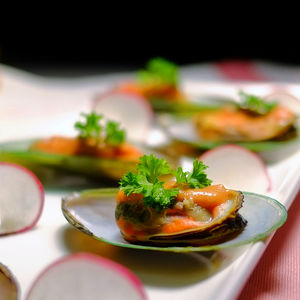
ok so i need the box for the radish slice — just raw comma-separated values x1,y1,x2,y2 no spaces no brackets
265,91,300,114
93,91,154,143
0,162,44,236
0,263,19,300
199,145,271,193
26,253,146,300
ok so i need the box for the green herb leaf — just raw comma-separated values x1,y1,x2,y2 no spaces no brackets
75,112,103,139
137,57,178,87
105,120,125,146
143,182,179,211
137,154,172,183
239,91,278,115
119,155,212,211
120,154,177,211
120,172,178,212
174,159,212,188
119,172,143,196
75,112,126,146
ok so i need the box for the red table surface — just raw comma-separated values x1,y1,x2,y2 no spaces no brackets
238,190,300,299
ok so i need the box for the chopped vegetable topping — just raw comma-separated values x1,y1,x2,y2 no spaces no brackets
75,112,126,146
137,57,178,87
239,91,278,115
119,154,212,211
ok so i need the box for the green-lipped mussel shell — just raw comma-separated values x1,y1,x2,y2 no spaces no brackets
160,115,300,152
61,188,287,252
0,139,139,181
150,98,233,114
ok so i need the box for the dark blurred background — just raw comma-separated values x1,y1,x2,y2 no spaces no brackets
1,26,299,76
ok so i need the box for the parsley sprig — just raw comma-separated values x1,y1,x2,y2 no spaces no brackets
174,160,212,188
239,91,278,115
105,120,126,146
137,154,172,183
75,112,125,146
120,154,177,211
120,154,212,211
137,57,178,87
75,112,103,140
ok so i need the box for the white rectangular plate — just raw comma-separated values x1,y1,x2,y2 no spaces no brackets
0,64,300,300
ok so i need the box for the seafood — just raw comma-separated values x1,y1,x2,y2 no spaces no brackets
30,112,142,162
31,136,142,162
0,112,143,181
118,80,185,103
117,57,187,106
193,93,297,142
116,184,246,246
115,155,247,246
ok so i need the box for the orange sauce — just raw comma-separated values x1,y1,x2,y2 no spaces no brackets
196,105,296,141
160,184,234,233
117,183,234,235
31,136,81,155
118,82,185,102
116,216,146,238
116,190,143,204
176,184,234,210
161,216,204,234
31,136,142,162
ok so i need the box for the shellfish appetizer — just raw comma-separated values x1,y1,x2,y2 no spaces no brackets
31,112,142,162
116,58,188,110
116,154,247,246
61,173,286,252
194,91,297,143
0,112,143,180
162,91,299,152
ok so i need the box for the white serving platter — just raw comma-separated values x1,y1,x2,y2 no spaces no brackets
0,64,300,300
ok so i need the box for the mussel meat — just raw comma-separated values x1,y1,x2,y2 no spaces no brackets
193,104,296,142
115,183,247,246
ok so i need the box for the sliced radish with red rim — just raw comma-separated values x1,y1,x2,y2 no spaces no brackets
0,162,44,236
93,91,154,143
199,145,271,193
26,253,146,300
265,91,300,114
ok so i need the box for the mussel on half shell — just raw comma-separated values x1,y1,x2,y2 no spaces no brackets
193,105,297,142
115,184,247,246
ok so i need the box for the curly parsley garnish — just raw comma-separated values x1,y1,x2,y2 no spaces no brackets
120,154,176,211
239,91,278,115
174,160,212,188
137,154,172,182
120,154,212,211
75,112,125,146
75,112,103,140
137,57,178,87
105,120,125,146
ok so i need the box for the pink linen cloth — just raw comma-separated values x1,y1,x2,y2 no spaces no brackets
238,190,300,300
211,60,300,300
191,60,300,83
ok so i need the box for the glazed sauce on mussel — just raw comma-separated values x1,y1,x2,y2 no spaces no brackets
31,136,142,161
194,105,296,142
116,183,242,240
